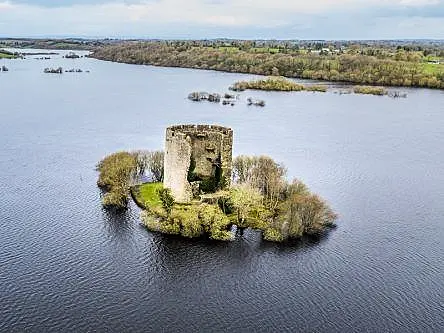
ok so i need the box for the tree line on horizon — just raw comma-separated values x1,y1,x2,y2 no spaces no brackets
91,40,444,89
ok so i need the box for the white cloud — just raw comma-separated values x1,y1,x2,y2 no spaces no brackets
0,1,13,10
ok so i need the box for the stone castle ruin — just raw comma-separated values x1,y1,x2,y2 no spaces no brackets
163,125,233,203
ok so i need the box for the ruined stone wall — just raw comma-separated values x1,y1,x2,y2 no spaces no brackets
163,125,233,203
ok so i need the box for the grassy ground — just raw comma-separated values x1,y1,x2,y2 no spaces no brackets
133,182,235,222
251,47,281,54
132,182,163,209
132,182,207,211
424,55,443,62
422,63,444,75
216,46,239,52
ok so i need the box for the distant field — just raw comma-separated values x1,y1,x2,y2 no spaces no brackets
216,46,239,52
251,47,281,54
425,56,443,62
422,63,444,75
206,46,284,54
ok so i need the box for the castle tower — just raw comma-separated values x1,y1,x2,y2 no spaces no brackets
163,125,233,203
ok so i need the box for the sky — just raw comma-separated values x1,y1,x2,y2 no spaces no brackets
0,0,443,39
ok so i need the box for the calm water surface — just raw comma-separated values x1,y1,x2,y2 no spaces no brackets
0,50,443,332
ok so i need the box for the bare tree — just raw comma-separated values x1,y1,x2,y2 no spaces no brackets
135,150,164,182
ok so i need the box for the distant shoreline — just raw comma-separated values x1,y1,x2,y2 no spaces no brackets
2,38,443,90
91,53,442,91
89,41,444,90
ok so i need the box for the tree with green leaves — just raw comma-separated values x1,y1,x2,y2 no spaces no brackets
157,187,175,216
229,184,264,228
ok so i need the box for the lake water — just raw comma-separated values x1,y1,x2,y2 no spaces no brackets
0,50,443,333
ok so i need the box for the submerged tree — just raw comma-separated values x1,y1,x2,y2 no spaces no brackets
272,179,337,239
232,155,337,241
135,150,165,182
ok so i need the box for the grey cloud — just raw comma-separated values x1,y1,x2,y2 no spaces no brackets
10,0,156,6
2,0,444,39
372,3,444,18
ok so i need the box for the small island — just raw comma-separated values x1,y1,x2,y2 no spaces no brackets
187,91,265,107
97,125,337,243
44,67,63,74
230,76,407,97
64,52,81,59
0,49,16,59
230,76,328,92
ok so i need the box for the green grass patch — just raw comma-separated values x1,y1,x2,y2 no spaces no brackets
424,55,443,62
132,182,163,209
422,63,444,75
251,47,281,54
216,46,240,53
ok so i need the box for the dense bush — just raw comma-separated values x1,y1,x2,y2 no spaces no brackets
229,184,264,228
231,77,305,92
141,200,233,241
263,227,285,242
97,152,138,209
271,180,337,239
97,150,165,209
198,204,233,241
353,86,388,96
232,155,287,214
157,187,175,216
231,77,328,93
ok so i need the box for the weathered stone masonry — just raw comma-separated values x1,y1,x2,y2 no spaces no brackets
163,125,233,203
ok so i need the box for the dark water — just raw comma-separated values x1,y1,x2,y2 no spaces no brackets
1,50,443,333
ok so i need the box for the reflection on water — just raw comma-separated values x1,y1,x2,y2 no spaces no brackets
0,50,443,333
101,206,137,237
